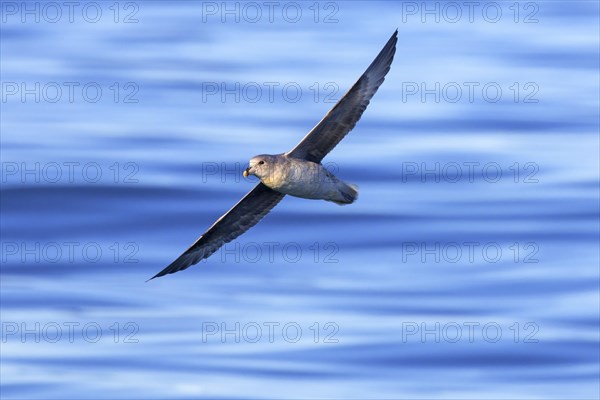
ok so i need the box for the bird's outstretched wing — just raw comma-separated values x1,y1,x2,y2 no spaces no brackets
286,30,397,163
149,183,285,280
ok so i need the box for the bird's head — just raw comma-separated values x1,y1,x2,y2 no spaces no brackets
243,154,276,179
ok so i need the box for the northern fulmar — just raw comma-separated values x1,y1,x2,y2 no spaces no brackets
150,30,397,280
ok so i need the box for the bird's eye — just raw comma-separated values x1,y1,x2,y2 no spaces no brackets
258,161,265,165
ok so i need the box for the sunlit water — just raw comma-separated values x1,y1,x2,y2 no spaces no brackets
1,1,599,399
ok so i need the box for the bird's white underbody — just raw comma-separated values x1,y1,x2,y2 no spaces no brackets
244,154,358,205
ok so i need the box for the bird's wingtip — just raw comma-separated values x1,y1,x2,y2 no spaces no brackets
146,271,164,282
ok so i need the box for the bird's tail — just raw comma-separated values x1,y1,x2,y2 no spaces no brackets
332,182,359,205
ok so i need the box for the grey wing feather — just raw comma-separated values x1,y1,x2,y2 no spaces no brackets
286,30,397,163
149,183,285,280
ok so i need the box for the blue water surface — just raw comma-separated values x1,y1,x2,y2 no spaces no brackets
1,1,599,399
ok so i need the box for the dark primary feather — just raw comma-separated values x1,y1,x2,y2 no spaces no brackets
149,183,285,280
286,29,397,163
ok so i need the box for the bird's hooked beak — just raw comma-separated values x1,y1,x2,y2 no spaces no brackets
243,166,252,178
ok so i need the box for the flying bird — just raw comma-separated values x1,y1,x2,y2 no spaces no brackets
150,30,397,280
